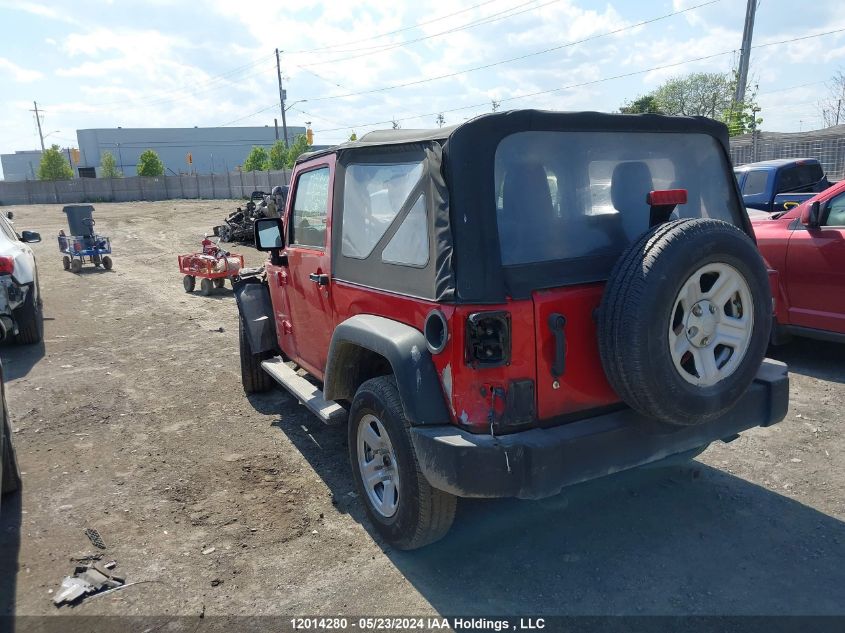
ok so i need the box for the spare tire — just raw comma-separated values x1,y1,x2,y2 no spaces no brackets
598,218,770,426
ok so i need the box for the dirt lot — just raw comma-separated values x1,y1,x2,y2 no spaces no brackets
0,200,843,620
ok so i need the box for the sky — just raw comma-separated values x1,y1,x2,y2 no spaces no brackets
1,0,844,178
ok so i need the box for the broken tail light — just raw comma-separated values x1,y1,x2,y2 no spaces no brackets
0,256,14,275
465,311,511,368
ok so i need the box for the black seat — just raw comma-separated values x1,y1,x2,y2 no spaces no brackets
610,161,654,239
501,162,557,263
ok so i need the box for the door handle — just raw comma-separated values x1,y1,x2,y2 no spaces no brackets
309,273,329,286
548,313,567,378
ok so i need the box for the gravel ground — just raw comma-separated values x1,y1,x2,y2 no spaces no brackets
0,200,843,621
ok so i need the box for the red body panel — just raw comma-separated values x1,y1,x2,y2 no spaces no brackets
532,285,619,419
752,179,845,336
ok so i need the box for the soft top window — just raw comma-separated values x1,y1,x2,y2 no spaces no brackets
342,161,424,259
495,131,742,267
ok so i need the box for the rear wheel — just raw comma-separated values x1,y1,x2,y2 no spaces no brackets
349,376,456,550
598,219,770,426
70,259,82,274
200,278,213,296
239,317,274,394
14,285,43,345
102,256,113,271
214,278,225,289
183,275,196,293
62,256,70,271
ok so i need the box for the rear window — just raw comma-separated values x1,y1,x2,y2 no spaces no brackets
777,163,824,193
494,131,742,266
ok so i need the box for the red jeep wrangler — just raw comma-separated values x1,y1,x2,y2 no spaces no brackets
236,110,788,549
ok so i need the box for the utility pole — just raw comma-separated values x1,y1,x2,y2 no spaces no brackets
837,99,842,126
30,101,45,151
733,0,758,105
276,48,289,148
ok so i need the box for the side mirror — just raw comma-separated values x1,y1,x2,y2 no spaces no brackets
21,230,41,243
5,211,13,220
254,217,284,251
801,201,821,228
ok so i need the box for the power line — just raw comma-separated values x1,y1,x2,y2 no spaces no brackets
294,0,555,65
308,27,845,136
284,0,501,55
297,0,722,103
79,52,275,109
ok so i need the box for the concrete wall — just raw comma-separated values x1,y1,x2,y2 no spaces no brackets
0,170,291,206
76,126,306,177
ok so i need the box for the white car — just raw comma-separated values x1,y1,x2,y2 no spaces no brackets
0,211,43,344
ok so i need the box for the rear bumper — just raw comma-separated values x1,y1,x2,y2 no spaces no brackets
410,359,789,499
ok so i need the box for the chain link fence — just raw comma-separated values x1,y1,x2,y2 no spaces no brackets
730,125,845,181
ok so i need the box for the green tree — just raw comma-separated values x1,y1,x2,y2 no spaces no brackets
620,95,663,114
269,140,287,170
285,134,311,168
651,72,733,118
243,146,269,172
100,151,122,178
37,144,73,181
136,149,164,176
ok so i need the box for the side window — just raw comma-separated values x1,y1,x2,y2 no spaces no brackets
382,195,429,267
742,170,768,196
824,193,845,227
341,161,424,259
289,166,330,249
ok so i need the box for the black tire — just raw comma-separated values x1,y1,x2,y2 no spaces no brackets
183,275,196,293
598,219,770,426
62,256,70,271
2,396,21,496
348,376,456,550
200,278,213,296
102,256,113,271
70,259,82,274
14,285,43,345
239,317,274,394
213,278,225,289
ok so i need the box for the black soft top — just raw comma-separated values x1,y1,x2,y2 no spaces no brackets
300,110,738,303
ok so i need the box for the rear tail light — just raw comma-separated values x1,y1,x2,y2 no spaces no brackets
0,256,14,275
465,311,511,368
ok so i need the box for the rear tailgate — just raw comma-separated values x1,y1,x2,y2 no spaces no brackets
532,283,620,420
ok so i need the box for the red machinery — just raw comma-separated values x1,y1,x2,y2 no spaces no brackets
178,238,244,295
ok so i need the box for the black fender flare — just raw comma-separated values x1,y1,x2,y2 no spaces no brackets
233,276,279,355
324,315,450,426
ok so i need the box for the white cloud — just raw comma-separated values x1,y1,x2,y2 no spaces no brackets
0,57,44,82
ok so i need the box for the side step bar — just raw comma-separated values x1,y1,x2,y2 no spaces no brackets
261,357,347,425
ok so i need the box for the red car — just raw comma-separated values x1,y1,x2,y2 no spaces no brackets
752,179,845,343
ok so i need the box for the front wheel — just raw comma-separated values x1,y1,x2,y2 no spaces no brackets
239,317,274,394
200,278,213,296
62,256,70,271
349,376,456,550
70,259,82,274
183,275,196,293
102,256,113,271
